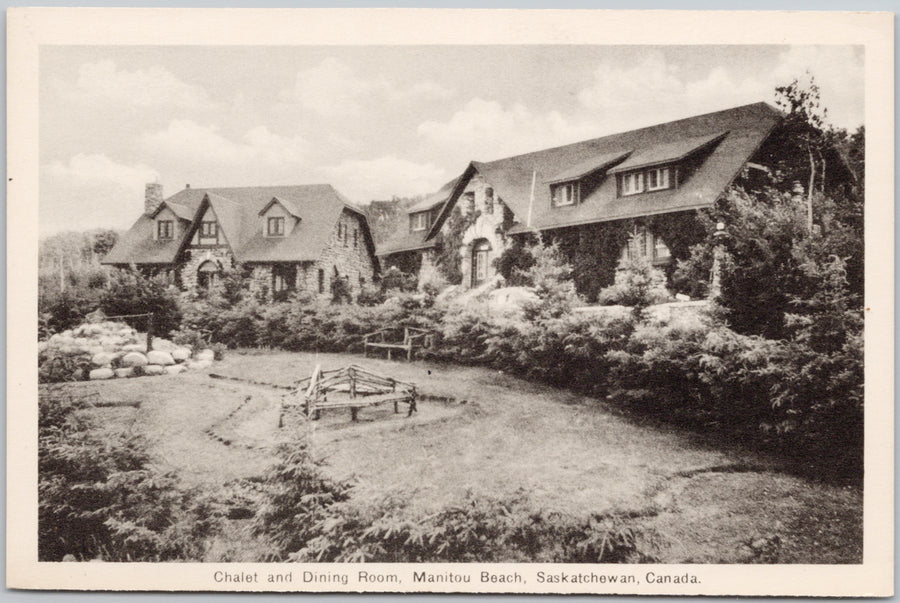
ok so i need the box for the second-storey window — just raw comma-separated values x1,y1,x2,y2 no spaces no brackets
551,182,579,207
267,216,285,236
484,187,495,214
157,220,174,240
200,221,217,238
646,167,671,191
410,212,429,231
621,172,645,196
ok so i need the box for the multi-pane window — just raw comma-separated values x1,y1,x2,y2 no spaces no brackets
200,221,217,237
551,182,579,207
621,226,671,263
353,228,358,249
317,268,325,293
157,220,174,240
646,167,670,191
472,239,491,287
621,167,672,196
621,172,645,196
410,212,429,232
267,216,285,236
484,187,494,214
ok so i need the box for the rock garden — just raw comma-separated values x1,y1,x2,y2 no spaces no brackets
38,320,218,382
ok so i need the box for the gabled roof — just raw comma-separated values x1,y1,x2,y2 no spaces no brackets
546,150,632,184
420,102,783,241
258,196,302,219
103,184,378,267
606,131,728,173
374,177,456,257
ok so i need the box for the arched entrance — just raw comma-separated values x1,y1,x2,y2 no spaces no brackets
197,260,222,290
471,238,492,288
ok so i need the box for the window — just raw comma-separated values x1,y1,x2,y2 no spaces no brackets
646,167,670,191
621,226,671,264
318,268,325,294
353,228,358,249
200,221,217,238
267,216,285,237
342,223,348,247
410,212,429,232
484,187,494,214
471,239,491,287
464,191,475,214
197,260,221,290
551,182,579,207
157,220,174,240
621,172,645,196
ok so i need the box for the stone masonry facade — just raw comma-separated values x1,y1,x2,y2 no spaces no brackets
177,209,375,302
455,173,511,290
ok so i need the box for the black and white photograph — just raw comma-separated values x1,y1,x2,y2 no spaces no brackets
7,7,893,595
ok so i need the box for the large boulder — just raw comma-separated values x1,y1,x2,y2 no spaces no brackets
147,350,175,366
122,352,149,367
171,348,192,362
165,364,185,375
122,344,147,353
195,349,215,362
142,364,166,376
189,359,213,370
91,352,116,367
89,368,115,380
114,367,135,378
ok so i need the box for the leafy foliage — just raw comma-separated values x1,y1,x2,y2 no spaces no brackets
39,390,220,561
598,257,672,312
100,269,182,337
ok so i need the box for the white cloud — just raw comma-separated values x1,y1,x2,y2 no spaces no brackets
45,153,159,189
318,155,448,203
140,120,307,167
417,98,594,160
285,57,453,117
41,154,160,233
67,59,213,109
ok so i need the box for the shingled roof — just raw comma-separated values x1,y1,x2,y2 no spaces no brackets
420,102,783,241
103,184,377,266
374,177,458,257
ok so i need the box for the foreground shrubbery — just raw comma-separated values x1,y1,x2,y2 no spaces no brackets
39,390,220,561
253,444,651,563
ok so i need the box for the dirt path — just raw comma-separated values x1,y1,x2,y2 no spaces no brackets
61,349,862,563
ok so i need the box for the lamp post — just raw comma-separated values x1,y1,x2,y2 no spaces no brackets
710,221,727,299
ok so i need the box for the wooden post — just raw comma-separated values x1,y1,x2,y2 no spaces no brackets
146,313,154,353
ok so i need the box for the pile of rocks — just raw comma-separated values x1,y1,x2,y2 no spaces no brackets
40,321,218,381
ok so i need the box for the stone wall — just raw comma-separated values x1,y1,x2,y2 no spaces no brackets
308,209,377,300
180,247,234,291
455,174,510,290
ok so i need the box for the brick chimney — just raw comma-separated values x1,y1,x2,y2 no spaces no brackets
145,182,164,216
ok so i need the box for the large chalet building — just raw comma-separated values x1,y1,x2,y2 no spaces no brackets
102,184,379,300
376,102,790,296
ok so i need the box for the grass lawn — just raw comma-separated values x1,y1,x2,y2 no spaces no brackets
49,349,862,564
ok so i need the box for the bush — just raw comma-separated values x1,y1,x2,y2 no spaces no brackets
253,446,651,563
100,269,182,338
39,390,221,561
598,257,671,311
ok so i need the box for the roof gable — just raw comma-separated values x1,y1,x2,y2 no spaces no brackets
103,183,377,266
418,101,782,240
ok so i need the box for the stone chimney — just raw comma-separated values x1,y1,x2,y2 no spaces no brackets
145,182,164,216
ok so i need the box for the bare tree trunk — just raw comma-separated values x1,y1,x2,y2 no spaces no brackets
807,143,815,232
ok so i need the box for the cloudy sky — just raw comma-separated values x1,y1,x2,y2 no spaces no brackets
40,44,864,235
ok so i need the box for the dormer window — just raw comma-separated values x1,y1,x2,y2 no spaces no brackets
551,182,579,207
410,212,429,232
157,220,174,240
621,166,673,196
267,216,285,237
621,172,645,196
646,167,671,191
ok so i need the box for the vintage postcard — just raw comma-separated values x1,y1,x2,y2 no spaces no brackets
7,7,893,595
